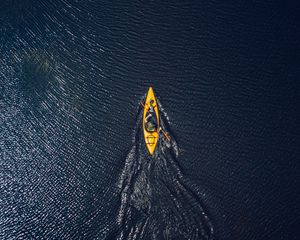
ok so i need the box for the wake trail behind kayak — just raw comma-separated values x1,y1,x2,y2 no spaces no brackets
111,101,214,240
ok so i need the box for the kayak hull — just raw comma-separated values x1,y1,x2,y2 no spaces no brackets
143,87,160,155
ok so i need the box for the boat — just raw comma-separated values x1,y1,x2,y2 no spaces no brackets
143,87,160,155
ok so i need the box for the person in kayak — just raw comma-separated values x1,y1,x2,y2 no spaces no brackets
145,100,157,132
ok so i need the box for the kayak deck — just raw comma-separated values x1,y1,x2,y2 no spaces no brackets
143,87,160,155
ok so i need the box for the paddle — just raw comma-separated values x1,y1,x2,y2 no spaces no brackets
159,127,171,142
141,101,157,109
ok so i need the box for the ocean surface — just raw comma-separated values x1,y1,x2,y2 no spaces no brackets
1,1,299,239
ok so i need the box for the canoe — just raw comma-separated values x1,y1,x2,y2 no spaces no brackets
143,87,160,155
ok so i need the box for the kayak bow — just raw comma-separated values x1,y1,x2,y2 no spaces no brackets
143,87,160,155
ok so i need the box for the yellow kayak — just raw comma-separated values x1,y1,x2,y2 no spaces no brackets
143,87,160,155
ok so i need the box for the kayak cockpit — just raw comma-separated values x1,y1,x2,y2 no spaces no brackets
144,103,158,132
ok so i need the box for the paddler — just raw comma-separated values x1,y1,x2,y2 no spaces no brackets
145,100,157,132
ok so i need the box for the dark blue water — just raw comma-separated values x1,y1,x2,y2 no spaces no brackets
1,1,299,239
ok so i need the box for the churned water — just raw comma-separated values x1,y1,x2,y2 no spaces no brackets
1,1,299,240
113,102,213,240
